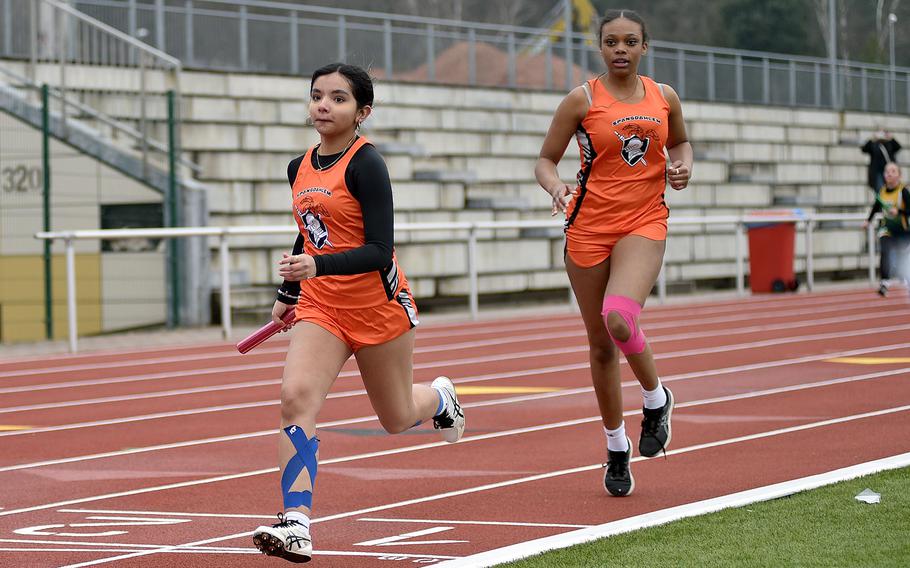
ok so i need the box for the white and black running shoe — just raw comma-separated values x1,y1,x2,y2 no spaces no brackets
253,513,312,563
431,376,465,443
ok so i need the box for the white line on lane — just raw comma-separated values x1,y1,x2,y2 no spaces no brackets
58,509,274,520
55,510,591,530
0,538,254,551
0,294,896,386
51,405,910,567
358,518,592,528
2,374,908,516
3,320,908,415
2,348,908,474
0,288,872,373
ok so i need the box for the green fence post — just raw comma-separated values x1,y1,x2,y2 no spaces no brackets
41,84,53,339
167,89,180,327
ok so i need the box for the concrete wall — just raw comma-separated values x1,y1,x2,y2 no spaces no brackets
4,62,900,318
0,108,166,342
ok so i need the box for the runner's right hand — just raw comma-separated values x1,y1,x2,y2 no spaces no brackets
548,183,576,215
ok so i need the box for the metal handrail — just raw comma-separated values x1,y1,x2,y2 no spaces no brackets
0,64,201,174
35,212,875,353
48,0,180,69
5,0,197,179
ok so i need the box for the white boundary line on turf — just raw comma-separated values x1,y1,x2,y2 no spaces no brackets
48,404,910,567
432,451,910,568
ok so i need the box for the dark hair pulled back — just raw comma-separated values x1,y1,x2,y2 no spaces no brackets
597,9,649,44
310,63,374,109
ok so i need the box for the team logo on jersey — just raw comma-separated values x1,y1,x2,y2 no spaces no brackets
615,131,650,167
296,196,333,249
613,122,660,168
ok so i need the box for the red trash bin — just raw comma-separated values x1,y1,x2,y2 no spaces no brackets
746,211,799,293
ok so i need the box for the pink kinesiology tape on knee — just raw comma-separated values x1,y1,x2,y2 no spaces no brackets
601,295,646,355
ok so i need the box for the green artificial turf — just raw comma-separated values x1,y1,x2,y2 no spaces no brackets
497,466,910,568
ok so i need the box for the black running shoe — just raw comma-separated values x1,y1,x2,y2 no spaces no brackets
878,282,889,297
603,436,634,497
639,386,674,458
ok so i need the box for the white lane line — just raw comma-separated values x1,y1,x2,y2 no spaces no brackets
54,509,586,530
0,548,147,554
55,404,910,567
0,544,453,560
0,538,253,551
358,518,592,529
434,451,910,568
58,509,273,519
421,303,910,362
2,351,908,476
5,337,910,441
420,289,879,337
3,318,909,416
0,288,878,371
50,549,451,562
0,295,895,388
2,375,908,519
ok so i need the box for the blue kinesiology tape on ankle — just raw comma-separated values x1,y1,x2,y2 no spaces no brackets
281,425,319,510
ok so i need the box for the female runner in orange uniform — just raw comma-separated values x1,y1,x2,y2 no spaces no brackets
535,10,692,497
251,63,465,563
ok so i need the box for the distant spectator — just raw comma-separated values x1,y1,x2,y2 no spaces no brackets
861,129,901,193
864,162,910,296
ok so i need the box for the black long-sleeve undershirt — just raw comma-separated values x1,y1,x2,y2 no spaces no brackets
277,142,395,304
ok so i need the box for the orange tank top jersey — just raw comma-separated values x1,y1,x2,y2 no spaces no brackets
291,136,409,309
566,75,670,238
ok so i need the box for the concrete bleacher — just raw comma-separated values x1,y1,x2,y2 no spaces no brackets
6,61,902,314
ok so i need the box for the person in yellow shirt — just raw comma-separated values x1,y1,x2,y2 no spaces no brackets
864,162,910,296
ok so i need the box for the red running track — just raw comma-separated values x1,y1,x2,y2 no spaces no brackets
0,287,909,567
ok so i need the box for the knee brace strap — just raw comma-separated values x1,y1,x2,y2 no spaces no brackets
281,425,319,510
602,295,646,355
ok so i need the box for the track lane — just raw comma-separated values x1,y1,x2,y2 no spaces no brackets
1,287,908,567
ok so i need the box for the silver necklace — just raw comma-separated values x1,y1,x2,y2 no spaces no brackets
316,135,357,170
599,73,644,109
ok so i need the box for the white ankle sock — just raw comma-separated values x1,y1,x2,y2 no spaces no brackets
284,511,310,531
642,380,667,410
604,422,629,452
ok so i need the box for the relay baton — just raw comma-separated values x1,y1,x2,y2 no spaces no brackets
236,309,296,354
